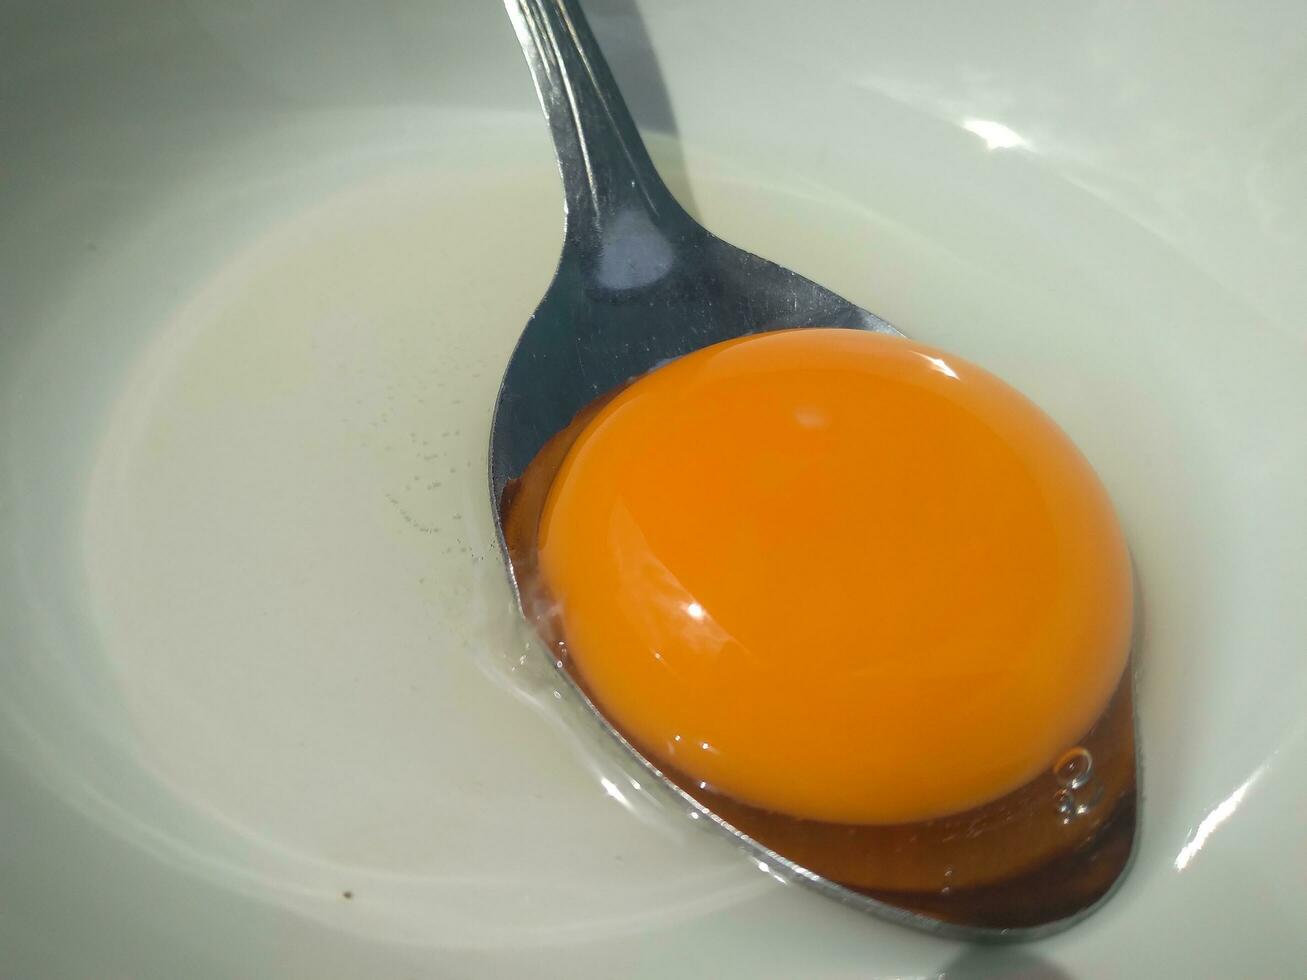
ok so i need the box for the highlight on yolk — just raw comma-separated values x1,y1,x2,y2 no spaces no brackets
536,329,1133,826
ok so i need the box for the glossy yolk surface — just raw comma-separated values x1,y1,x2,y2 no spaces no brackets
537,329,1132,825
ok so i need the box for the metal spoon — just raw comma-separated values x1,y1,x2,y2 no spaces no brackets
489,0,1137,940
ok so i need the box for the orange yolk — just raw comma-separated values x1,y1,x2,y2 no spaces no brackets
537,329,1132,825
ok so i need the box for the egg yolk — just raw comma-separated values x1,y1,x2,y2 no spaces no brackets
536,329,1132,825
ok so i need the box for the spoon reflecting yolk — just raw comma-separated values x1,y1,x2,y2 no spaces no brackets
536,329,1133,826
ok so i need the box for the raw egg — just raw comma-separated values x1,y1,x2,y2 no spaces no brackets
535,328,1132,826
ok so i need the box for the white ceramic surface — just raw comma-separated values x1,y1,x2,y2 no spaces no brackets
3,1,1305,977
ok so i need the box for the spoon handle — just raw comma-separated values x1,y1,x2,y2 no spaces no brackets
505,0,686,242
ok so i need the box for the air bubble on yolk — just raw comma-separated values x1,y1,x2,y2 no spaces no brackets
536,329,1133,826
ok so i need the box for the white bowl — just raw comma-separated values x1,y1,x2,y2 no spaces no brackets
3,1,1304,975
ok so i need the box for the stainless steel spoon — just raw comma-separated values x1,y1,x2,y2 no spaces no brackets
488,0,1137,940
